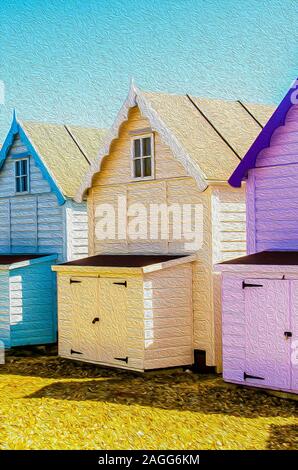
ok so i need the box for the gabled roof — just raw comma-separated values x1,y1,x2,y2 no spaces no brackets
76,83,275,201
229,80,297,187
0,113,106,203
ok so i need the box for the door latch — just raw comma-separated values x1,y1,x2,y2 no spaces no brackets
244,372,264,380
284,331,292,339
71,349,83,355
114,356,128,363
113,281,127,287
92,317,100,324
242,281,263,289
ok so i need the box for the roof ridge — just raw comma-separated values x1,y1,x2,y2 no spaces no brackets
64,125,91,165
186,94,242,162
237,100,263,129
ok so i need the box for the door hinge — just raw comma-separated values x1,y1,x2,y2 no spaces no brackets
113,281,127,287
114,356,128,363
284,331,292,338
244,372,264,380
242,281,263,289
70,279,82,284
71,349,83,355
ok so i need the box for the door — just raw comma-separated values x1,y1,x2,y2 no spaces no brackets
70,277,100,361
244,279,291,390
97,278,128,366
69,276,129,366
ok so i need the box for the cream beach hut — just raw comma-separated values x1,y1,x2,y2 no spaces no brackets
54,84,274,371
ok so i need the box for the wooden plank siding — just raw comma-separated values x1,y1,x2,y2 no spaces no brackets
87,106,246,368
65,200,88,260
0,133,88,261
9,259,57,346
248,103,298,253
0,270,10,347
143,263,193,369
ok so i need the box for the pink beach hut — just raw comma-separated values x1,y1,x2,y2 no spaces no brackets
216,80,298,394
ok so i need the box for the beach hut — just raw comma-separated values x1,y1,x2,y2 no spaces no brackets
53,254,195,371
0,113,106,260
0,254,57,348
216,80,298,393
0,113,106,347
68,83,274,371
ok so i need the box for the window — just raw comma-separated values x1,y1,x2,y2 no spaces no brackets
132,135,154,179
15,159,29,193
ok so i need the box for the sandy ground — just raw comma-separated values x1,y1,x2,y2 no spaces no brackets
0,355,297,450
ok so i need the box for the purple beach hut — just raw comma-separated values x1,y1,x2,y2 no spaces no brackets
216,80,298,394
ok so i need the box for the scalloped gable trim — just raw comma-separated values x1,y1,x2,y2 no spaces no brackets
75,84,208,202
229,79,297,187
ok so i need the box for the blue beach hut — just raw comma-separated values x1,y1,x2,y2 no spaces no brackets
0,112,106,347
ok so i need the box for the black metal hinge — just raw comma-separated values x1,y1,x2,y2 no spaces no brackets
71,349,83,355
114,356,128,363
242,281,263,289
244,372,264,380
70,279,82,284
113,281,127,287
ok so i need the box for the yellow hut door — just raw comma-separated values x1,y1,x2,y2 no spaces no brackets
70,277,100,361
97,278,128,366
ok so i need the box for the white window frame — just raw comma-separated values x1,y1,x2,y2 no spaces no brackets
15,158,30,194
131,133,155,181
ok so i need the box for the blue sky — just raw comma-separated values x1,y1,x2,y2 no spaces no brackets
0,0,297,140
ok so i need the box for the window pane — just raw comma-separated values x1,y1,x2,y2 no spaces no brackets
15,161,21,177
142,137,151,156
133,139,141,158
16,177,21,193
21,159,28,175
22,175,28,192
134,159,142,178
143,157,152,177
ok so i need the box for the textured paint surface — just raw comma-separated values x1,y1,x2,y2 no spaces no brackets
56,262,193,371
87,105,248,367
244,280,291,390
0,257,57,348
0,125,90,346
221,271,298,393
0,132,89,261
143,263,193,370
221,99,298,393
78,85,273,200
247,104,298,253
0,0,296,142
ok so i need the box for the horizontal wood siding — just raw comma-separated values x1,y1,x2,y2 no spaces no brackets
211,185,246,370
9,260,57,346
87,105,245,368
0,270,10,347
253,104,298,252
212,187,246,264
0,137,51,197
65,200,88,260
0,135,65,259
90,179,216,365
254,164,298,251
143,263,193,369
